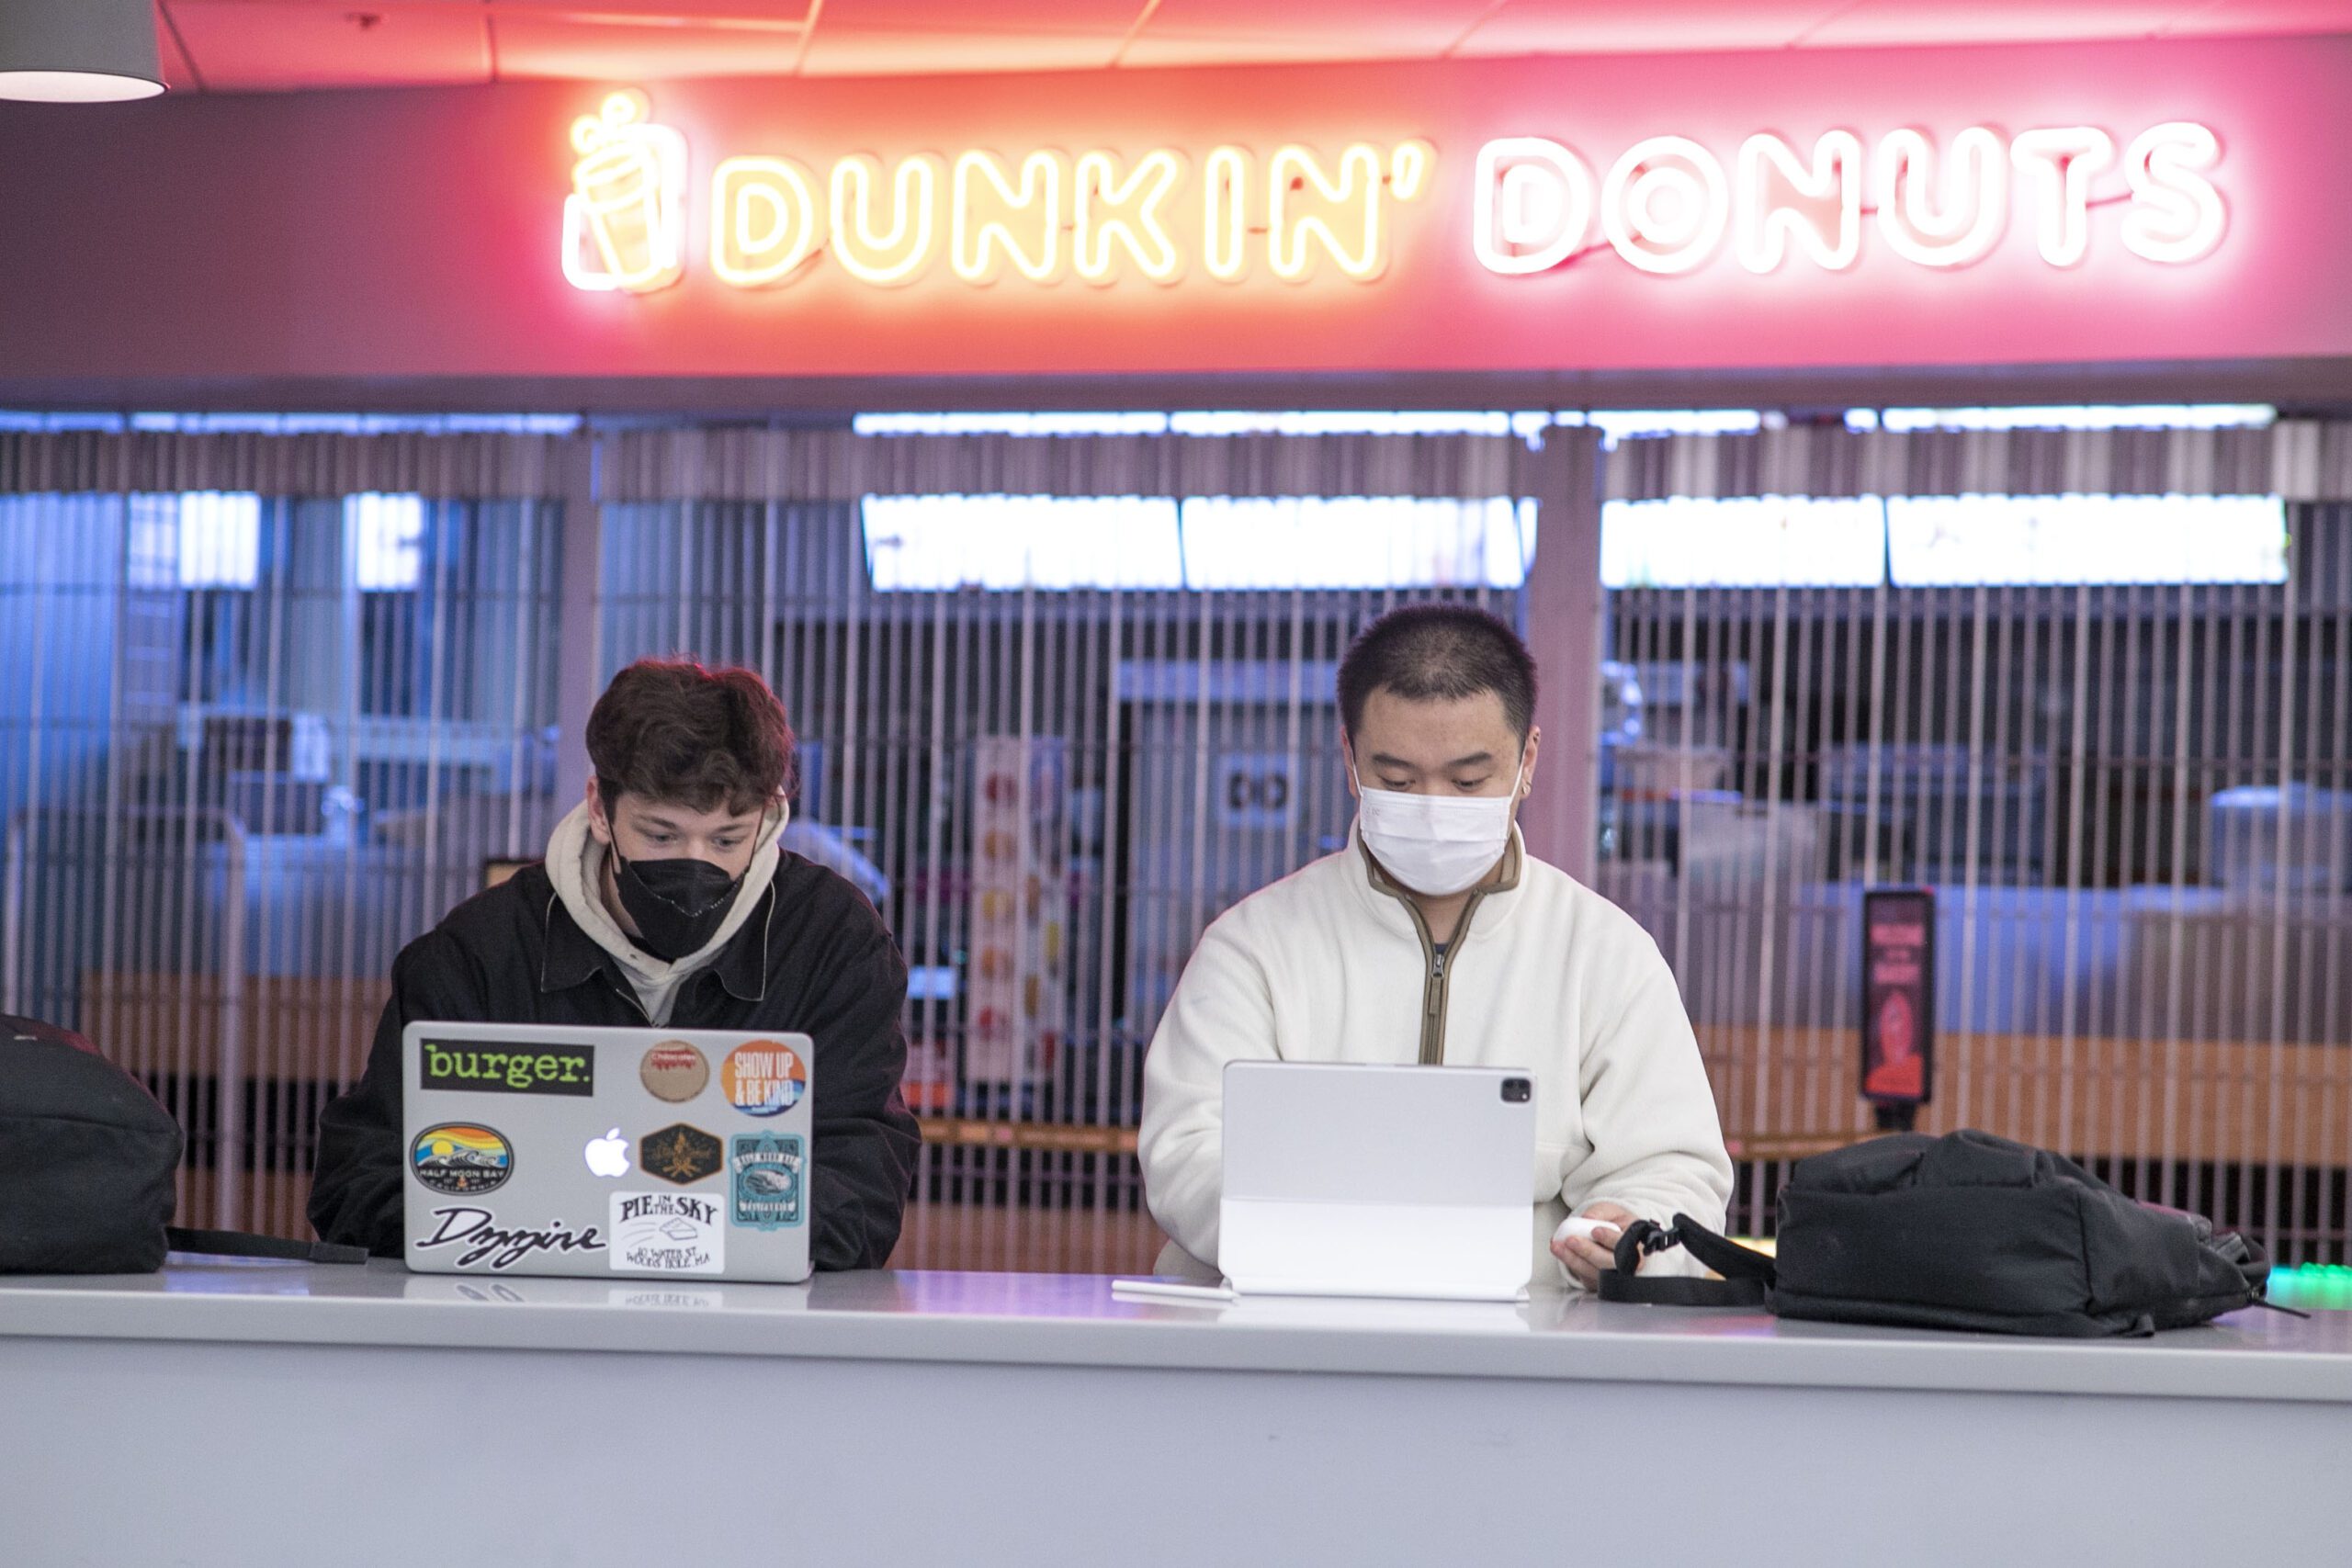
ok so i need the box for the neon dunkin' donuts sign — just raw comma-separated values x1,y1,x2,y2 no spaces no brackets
1476,123,2225,276
561,92,689,293
558,91,2226,297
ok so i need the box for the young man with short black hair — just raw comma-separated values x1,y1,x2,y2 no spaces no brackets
310,659,919,1269
1139,605,1731,1289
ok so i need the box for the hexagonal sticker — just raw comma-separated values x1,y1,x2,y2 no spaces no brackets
639,1122,723,1187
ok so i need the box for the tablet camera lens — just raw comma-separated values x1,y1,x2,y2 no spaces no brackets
1501,1077,1532,1103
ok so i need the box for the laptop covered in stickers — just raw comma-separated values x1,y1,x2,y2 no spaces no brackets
400,1021,814,1282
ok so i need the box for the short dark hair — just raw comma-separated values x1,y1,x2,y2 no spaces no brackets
587,658,797,816
1337,605,1539,740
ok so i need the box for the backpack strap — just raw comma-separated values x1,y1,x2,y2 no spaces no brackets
1595,1213,1775,1309
165,1227,369,1266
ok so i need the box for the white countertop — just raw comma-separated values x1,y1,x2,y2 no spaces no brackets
1,1258,2346,1402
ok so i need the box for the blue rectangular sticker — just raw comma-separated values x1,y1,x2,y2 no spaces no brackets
729,1133,806,1230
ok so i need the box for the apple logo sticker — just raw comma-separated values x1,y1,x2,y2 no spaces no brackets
584,1127,631,1179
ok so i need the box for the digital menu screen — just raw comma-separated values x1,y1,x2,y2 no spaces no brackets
1862,887,1935,1106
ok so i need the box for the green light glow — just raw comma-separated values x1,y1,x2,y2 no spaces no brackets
2265,1263,2352,1310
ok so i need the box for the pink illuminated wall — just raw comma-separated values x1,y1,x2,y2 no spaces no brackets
0,33,2345,395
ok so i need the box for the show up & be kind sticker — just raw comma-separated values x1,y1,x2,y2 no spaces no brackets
721,1040,807,1117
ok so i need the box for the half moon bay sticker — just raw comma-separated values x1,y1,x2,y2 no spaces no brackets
641,1122,723,1186
409,1123,514,1196
720,1040,807,1118
639,1041,710,1103
611,1191,725,1275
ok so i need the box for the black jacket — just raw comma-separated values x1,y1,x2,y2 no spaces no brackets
308,851,920,1269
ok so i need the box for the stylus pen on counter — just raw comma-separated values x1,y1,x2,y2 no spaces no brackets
1110,1279,1237,1303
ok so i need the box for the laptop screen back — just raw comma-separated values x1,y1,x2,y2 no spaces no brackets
401,1021,815,1284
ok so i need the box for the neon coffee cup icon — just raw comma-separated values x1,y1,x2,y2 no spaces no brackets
562,90,686,295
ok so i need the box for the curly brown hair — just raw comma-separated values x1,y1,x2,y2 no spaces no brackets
586,658,797,816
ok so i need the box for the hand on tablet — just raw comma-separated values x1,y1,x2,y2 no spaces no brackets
1552,1200,1638,1291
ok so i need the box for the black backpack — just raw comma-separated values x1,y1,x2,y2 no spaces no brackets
1603,1129,2290,1337
0,1015,364,1274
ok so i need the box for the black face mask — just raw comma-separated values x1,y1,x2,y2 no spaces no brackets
613,852,745,962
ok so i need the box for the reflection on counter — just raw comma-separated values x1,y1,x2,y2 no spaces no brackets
1198,1293,1539,1334
160,1257,320,1297
398,1270,805,1314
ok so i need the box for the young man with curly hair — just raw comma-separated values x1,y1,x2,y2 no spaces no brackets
311,658,918,1269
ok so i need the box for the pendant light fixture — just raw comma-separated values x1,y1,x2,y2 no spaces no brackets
0,0,165,103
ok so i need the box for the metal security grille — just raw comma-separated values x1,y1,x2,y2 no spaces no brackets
0,426,1555,1272
1602,423,2352,1263
0,434,566,1238
9,419,2352,1273
593,432,1557,1272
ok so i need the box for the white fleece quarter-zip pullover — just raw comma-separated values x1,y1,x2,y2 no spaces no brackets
1139,824,1734,1288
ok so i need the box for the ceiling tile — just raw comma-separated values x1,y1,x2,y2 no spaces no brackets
489,12,808,78
1795,1,2199,48
1117,31,1462,64
810,0,1142,26
130,0,2352,94
800,28,1128,74
486,1,815,15
802,0,1163,77
165,1,492,90
2162,0,2352,32
1452,1,1837,57
1127,0,1501,56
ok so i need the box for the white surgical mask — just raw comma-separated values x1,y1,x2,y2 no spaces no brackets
1353,756,1525,896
